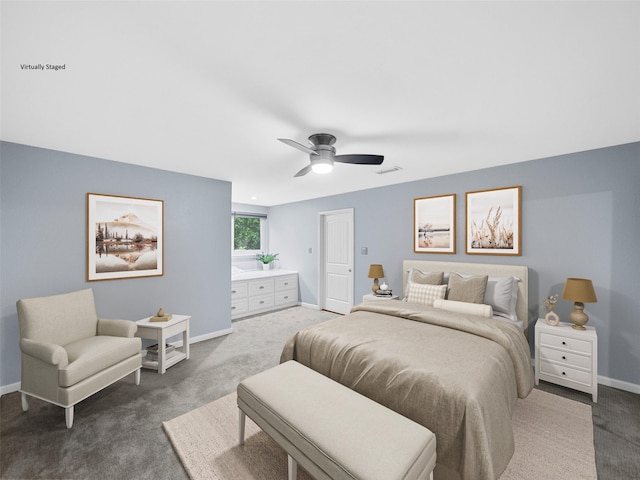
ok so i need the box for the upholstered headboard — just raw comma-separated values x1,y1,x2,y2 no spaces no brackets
402,260,529,331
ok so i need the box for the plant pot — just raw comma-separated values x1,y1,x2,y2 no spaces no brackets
262,263,270,271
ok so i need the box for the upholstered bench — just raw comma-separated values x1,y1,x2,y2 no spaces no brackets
237,360,436,480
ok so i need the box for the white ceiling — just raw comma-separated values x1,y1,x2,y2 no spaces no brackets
2,1,639,206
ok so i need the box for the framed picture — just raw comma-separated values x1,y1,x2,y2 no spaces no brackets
465,186,521,255
87,193,164,281
414,194,456,253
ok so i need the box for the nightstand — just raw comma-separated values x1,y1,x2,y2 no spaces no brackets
535,318,598,402
362,293,399,302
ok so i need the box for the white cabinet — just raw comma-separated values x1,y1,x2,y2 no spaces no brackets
232,272,298,319
535,319,598,402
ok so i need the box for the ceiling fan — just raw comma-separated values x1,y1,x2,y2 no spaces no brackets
278,133,384,177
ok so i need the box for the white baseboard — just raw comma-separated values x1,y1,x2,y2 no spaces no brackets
300,302,320,310
1,381,21,396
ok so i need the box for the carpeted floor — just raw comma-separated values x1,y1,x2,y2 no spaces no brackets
162,389,596,480
1,306,639,479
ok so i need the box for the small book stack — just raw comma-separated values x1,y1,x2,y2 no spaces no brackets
145,343,175,361
375,289,393,297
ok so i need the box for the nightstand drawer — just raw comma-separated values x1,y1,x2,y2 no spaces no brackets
539,347,592,369
540,360,592,386
540,332,592,354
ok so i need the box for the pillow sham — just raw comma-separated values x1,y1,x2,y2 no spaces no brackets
447,273,488,304
404,269,444,297
433,299,494,318
457,273,520,321
405,282,447,306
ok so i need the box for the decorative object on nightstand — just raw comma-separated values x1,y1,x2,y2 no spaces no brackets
562,278,597,330
367,264,385,294
150,308,172,322
542,294,560,326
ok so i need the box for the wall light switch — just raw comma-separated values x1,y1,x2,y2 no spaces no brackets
361,247,368,255
308,247,312,254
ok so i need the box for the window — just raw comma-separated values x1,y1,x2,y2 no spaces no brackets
232,213,266,254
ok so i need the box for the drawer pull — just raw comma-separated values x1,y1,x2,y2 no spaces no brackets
232,306,236,310
284,282,289,286
562,356,567,360
284,296,289,299
259,300,265,304
232,290,236,294
259,286,264,289
562,341,567,345
562,372,566,376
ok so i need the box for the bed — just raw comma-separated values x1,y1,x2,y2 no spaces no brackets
281,260,535,480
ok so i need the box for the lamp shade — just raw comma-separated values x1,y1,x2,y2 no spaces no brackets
368,264,384,279
562,278,597,303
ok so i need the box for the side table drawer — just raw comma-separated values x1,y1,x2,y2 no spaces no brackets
275,289,297,305
539,347,592,369
249,294,274,310
540,360,592,386
540,332,592,354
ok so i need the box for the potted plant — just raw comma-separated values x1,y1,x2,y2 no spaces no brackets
256,253,279,271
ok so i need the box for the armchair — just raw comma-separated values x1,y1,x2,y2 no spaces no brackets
17,288,142,428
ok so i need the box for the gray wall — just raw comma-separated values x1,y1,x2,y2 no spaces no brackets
0,142,232,388
268,142,640,388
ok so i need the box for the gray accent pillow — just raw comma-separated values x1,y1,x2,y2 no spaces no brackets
447,273,488,304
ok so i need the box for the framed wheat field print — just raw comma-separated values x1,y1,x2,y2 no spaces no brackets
466,186,521,255
87,193,164,281
414,194,456,253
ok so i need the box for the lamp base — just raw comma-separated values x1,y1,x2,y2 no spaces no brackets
371,279,380,294
569,302,588,330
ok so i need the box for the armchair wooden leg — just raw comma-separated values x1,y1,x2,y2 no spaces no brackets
65,406,74,428
238,408,246,445
134,368,141,385
288,454,298,480
21,393,29,412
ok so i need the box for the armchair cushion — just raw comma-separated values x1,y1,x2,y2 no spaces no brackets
98,318,137,338
60,336,141,388
20,338,69,367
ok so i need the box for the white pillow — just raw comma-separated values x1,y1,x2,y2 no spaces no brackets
433,299,493,318
405,283,447,306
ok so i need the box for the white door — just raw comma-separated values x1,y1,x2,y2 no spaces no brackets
320,209,354,314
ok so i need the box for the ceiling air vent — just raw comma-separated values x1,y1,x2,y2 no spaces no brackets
376,166,402,175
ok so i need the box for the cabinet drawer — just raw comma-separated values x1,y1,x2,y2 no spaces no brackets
248,279,274,296
540,360,592,386
540,333,592,354
275,275,298,292
275,289,297,305
249,294,274,310
231,282,248,299
232,298,248,315
539,347,592,370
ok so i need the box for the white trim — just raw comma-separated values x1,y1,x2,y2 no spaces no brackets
1,381,21,396
598,376,640,395
189,327,233,344
300,302,320,310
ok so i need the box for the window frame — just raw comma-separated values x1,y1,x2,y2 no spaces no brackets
232,212,267,257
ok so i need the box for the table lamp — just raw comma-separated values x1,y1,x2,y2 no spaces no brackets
368,264,385,294
561,278,597,330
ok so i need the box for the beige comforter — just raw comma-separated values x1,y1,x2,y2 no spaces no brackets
280,301,534,480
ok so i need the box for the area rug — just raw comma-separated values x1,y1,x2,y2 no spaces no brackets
163,388,596,480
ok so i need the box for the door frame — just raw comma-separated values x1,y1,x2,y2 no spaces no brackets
318,208,354,312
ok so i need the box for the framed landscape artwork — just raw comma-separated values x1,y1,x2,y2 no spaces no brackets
87,193,164,281
465,186,521,256
414,194,456,254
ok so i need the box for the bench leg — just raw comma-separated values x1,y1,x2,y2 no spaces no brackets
238,408,246,445
288,454,297,480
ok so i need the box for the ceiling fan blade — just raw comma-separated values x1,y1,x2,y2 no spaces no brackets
294,164,313,177
334,154,384,165
278,138,318,156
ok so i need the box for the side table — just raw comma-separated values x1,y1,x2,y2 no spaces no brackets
362,293,400,302
136,314,191,374
535,318,598,402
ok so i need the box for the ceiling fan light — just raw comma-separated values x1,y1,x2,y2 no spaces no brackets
312,162,333,174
